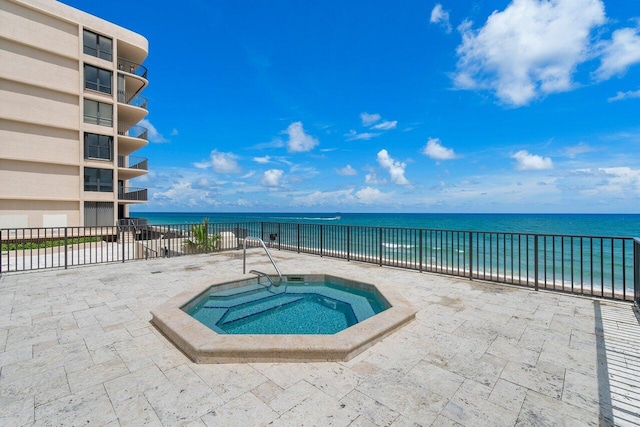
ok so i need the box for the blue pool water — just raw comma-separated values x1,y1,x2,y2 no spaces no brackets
187,281,388,335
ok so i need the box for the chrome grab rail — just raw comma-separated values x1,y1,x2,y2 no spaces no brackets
242,236,283,283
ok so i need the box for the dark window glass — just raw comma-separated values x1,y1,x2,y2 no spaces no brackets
84,168,113,192
84,133,112,160
83,30,113,61
84,64,112,94
83,99,113,127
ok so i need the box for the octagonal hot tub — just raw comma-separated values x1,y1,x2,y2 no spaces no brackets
151,274,416,363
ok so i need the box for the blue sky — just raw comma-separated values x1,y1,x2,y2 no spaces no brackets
64,0,640,213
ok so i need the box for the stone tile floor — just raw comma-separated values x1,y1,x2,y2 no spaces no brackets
1,250,639,426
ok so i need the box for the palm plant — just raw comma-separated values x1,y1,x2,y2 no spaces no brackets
184,218,220,253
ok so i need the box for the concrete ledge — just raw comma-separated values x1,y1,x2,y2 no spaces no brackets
151,274,416,363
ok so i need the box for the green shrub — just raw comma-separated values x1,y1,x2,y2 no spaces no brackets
1,236,102,251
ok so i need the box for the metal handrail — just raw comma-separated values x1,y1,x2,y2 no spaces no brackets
118,187,148,201
242,236,283,283
117,123,148,140
117,91,148,109
118,155,148,170
117,57,147,79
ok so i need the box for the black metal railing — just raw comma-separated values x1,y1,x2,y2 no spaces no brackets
117,218,148,227
118,187,147,201
117,90,148,109
1,221,638,304
635,238,640,307
117,123,148,141
118,155,148,171
117,57,147,79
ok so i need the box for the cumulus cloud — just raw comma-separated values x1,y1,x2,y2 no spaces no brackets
335,165,358,176
454,0,605,106
430,4,452,33
291,187,390,207
371,120,398,130
354,186,388,204
512,150,553,171
261,169,284,187
253,155,272,164
138,118,168,143
360,112,381,126
608,88,640,102
377,149,410,185
595,26,640,81
422,137,456,160
285,122,318,153
209,150,241,173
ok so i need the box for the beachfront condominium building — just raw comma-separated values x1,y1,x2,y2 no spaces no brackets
0,0,149,227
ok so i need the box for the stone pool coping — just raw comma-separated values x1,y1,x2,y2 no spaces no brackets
151,273,417,363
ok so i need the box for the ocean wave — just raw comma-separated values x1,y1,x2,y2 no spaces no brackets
300,216,341,221
382,243,415,249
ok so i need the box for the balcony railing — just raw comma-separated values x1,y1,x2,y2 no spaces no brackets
118,155,148,171
117,90,148,109
117,57,147,79
118,187,147,201
117,123,148,141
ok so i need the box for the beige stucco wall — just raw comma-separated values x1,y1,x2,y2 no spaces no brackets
0,0,149,228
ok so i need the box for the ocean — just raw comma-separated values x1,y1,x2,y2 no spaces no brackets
132,212,640,237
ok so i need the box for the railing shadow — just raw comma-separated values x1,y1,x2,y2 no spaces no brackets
594,300,640,425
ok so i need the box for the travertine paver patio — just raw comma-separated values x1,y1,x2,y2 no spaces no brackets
1,250,639,426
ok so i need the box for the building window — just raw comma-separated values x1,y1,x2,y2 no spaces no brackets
84,168,113,192
84,202,114,226
84,133,113,160
83,99,113,127
83,30,112,61
84,64,112,94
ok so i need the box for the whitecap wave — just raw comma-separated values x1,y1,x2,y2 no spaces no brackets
382,243,415,249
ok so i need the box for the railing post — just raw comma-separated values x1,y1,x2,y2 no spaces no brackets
0,228,3,275
297,224,300,253
419,230,423,272
121,226,125,263
277,223,281,250
534,234,539,291
347,226,351,261
320,225,323,257
633,239,637,303
469,231,473,280
379,228,383,266
64,227,68,269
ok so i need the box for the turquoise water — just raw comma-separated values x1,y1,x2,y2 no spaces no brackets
188,281,388,335
133,212,640,237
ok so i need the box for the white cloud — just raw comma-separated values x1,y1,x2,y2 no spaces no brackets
512,150,553,171
422,137,456,160
335,165,358,176
138,118,168,143
365,171,385,185
430,4,452,33
170,128,179,136
345,130,380,141
596,26,640,81
608,88,640,102
354,187,388,204
377,149,410,185
261,169,283,187
360,112,381,126
253,155,272,164
284,121,319,152
371,120,398,130
454,0,605,106
210,150,241,173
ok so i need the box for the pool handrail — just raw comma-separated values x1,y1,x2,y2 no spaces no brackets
242,236,283,283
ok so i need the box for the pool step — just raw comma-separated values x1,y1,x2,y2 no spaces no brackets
219,295,305,325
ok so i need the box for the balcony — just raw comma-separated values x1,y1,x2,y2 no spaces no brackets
117,90,148,125
118,187,147,202
118,155,148,180
118,123,148,154
117,57,147,79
